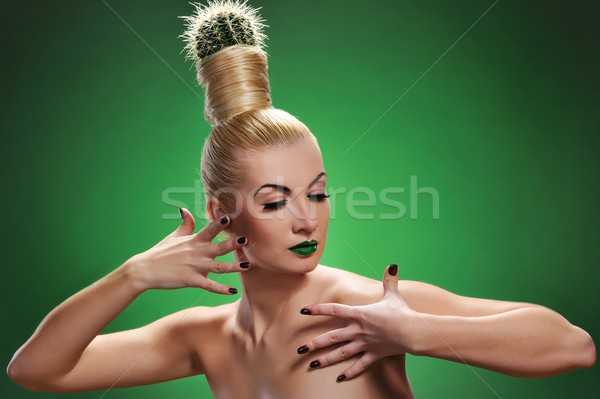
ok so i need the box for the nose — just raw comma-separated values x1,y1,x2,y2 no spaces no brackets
291,198,318,234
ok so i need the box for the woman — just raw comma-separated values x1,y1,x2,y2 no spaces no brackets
7,1,596,398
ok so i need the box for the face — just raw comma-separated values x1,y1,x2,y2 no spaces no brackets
215,138,330,274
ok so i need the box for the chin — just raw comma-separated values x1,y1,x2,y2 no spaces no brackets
287,253,322,274
292,261,319,274
249,248,324,274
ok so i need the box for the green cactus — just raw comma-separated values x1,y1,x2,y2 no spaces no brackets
180,0,267,63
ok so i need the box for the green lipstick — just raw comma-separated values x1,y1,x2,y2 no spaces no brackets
288,239,318,256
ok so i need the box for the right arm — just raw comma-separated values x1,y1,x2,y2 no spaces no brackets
7,209,248,392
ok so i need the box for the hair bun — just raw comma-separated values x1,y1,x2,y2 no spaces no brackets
180,0,266,63
180,0,271,126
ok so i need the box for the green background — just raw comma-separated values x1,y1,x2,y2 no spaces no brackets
1,0,598,398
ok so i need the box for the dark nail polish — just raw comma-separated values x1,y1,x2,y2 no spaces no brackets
336,374,346,382
179,208,184,220
220,215,228,225
300,308,311,315
240,262,250,269
228,288,238,294
309,360,320,369
237,236,247,245
388,264,398,276
297,345,309,354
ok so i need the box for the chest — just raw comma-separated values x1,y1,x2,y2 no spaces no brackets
197,317,412,399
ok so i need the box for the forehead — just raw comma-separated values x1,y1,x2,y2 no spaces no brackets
241,139,325,189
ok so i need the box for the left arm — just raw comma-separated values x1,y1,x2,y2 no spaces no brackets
299,265,596,381
410,302,595,378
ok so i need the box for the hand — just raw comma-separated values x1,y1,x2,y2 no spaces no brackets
124,208,250,294
297,264,420,382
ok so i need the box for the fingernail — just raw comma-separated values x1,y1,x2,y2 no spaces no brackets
240,262,250,269
179,208,184,220
300,308,311,315
388,264,398,276
220,215,228,225
228,288,238,294
336,374,346,382
237,236,247,245
309,360,320,368
297,345,309,354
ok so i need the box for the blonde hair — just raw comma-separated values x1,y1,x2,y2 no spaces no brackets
197,44,315,213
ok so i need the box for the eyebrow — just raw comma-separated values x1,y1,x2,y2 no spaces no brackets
253,172,327,198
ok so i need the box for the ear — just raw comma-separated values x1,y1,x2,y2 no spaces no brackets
206,196,227,223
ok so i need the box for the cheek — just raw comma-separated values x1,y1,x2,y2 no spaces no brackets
232,204,269,236
242,219,288,263
319,202,330,223
238,213,286,246
253,217,286,240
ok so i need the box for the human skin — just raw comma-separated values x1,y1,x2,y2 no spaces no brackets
7,138,596,398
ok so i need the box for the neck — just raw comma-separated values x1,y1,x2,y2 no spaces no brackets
236,265,313,343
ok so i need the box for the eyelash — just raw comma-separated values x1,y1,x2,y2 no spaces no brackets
263,193,331,210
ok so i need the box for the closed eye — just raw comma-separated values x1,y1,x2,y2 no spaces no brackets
308,193,330,202
262,194,329,211
263,199,287,210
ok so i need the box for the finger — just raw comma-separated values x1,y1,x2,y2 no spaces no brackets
309,342,364,369
383,263,399,296
207,260,251,274
194,215,230,242
194,276,239,295
170,208,196,237
336,353,378,382
298,326,357,354
210,235,248,257
300,303,358,319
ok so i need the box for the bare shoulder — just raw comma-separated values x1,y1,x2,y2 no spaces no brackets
175,301,237,338
315,264,438,305
138,302,237,356
315,264,383,305
170,302,238,373
315,264,435,307
316,264,536,316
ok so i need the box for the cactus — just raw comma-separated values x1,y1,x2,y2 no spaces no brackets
180,0,267,63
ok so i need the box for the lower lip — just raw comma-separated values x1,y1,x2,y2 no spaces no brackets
289,244,317,256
